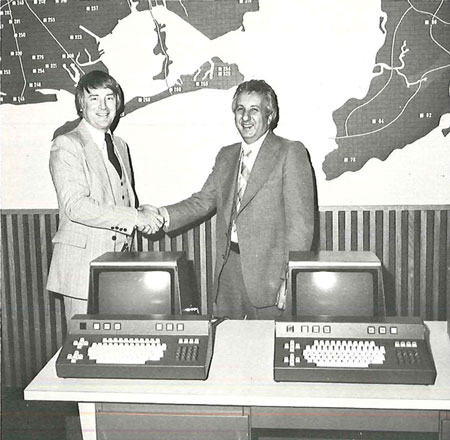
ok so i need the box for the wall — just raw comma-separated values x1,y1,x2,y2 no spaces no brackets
1,1,450,210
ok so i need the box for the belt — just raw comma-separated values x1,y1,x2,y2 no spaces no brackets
229,241,240,254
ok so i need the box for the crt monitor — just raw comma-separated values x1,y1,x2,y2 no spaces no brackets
285,251,386,317
88,251,199,315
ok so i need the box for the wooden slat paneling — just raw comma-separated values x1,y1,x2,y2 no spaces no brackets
1,206,449,387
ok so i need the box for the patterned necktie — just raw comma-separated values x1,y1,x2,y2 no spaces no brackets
105,133,122,178
230,148,251,241
235,148,251,214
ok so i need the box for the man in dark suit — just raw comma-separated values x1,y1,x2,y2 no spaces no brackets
47,70,163,323
155,79,316,318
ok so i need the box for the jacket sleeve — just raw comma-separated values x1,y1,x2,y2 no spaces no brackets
283,142,315,251
49,134,137,234
164,155,220,232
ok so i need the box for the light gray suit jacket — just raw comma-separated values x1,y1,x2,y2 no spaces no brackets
46,119,137,300
165,131,315,312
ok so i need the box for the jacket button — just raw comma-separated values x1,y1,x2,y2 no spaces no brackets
123,228,127,232
110,226,114,230
112,236,117,241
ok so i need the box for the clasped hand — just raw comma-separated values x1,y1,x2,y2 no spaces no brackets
136,204,164,234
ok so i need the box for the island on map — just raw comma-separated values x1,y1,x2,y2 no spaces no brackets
323,0,450,180
125,57,244,115
0,0,253,108
134,0,259,40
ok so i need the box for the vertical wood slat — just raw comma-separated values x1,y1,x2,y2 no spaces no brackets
332,210,339,251
2,206,450,387
369,210,376,254
406,210,415,317
357,210,364,251
1,213,14,386
28,214,42,374
7,214,22,385
432,212,441,320
395,210,403,316
40,213,52,363
344,211,352,251
319,211,327,251
420,211,428,319
17,214,32,384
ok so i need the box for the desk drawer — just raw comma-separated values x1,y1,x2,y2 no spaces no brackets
251,407,439,432
96,403,249,440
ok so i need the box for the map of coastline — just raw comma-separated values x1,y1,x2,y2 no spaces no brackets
324,0,450,180
1,0,449,203
0,0,253,108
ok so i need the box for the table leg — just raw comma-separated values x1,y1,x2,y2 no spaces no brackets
78,402,96,440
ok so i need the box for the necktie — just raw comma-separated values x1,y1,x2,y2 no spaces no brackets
230,148,251,242
442,127,450,137
105,133,122,178
235,148,251,214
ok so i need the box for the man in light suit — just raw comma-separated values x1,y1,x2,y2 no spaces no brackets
47,70,163,323
155,79,316,319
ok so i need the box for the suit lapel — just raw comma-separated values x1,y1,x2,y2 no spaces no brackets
77,122,117,203
221,143,241,225
114,137,136,208
238,131,279,215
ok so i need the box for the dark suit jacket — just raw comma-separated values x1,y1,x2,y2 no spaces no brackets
46,119,137,300
165,131,315,312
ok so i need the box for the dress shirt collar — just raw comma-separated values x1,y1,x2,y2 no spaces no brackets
241,130,268,158
81,118,111,151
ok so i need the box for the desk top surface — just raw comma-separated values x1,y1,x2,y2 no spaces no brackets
24,320,450,410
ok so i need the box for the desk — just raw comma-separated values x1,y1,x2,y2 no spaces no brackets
25,320,450,440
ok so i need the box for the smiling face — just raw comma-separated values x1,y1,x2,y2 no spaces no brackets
81,87,117,132
233,91,272,144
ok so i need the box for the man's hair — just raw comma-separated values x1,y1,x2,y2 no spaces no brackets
75,70,124,117
231,79,279,130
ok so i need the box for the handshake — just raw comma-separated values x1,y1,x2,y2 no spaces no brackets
135,204,167,235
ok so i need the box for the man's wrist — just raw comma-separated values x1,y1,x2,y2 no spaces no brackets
159,206,170,230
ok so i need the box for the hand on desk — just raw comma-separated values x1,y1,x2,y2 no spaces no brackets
136,205,164,234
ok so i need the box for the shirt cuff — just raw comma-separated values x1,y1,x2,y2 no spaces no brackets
159,206,170,231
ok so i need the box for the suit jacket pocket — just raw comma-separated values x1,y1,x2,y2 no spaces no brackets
52,229,87,249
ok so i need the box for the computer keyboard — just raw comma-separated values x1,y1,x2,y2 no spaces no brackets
274,316,437,384
56,314,214,380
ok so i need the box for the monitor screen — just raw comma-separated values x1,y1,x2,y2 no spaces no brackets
97,270,174,315
87,251,199,316
292,269,377,317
